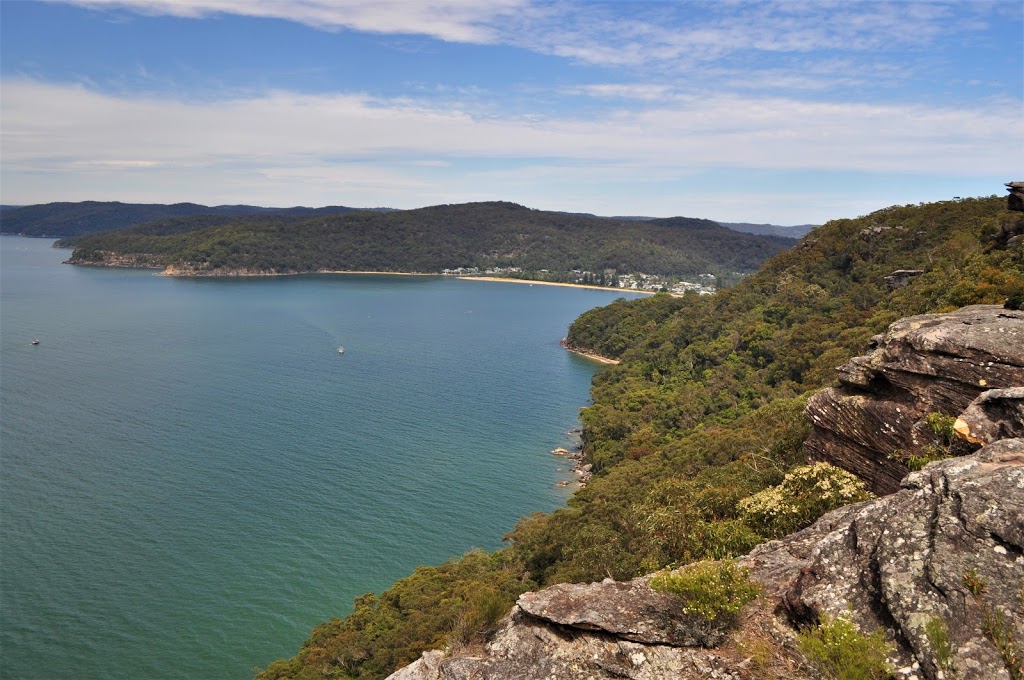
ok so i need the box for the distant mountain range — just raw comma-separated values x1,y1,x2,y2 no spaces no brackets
0,201,396,238
0,200,815,240
717,221,817,238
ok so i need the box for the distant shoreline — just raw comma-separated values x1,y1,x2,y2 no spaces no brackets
456,276,656,295
71,260,664,292
317,270,438,277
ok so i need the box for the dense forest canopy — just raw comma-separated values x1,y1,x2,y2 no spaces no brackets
60,201,795,279
255,195,1023,679
0,201,372,238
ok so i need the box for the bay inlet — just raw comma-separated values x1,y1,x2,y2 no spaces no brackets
0,235,643,679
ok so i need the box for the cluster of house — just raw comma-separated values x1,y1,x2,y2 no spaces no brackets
440,266,719,295
613,272,717,295
441,266,522,276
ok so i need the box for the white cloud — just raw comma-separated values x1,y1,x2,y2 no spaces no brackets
565,84,675,101
2,80,1019,218
73,159,161,167
55,0,1004,72
6,80,1017,171
57,0,530,43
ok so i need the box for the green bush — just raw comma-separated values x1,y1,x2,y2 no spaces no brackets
648,560,759,623
798,614,894,680
924,616,953,674
906,412,974,470
738,462,873,538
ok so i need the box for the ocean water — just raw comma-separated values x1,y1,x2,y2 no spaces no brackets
0,236,641,679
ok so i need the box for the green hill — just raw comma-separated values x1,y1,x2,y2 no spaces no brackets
0,200,371,238
63,201,795,280
254,194,1023,680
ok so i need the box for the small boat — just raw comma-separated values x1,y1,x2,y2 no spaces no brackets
30,338,40,345
337,345,345,354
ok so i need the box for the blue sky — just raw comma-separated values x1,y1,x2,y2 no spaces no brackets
1,0,1021,223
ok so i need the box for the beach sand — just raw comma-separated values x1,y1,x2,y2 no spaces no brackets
564,348,620,364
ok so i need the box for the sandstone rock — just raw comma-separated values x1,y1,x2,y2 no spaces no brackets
517,577,732,648
388,606,746,680
805,305,1024,493
955,387,1024,444
885,269,924,290
748,438,1024,680
1007,181,1024,212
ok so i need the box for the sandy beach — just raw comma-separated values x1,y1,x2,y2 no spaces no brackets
564,348,620,364
456,276,656,294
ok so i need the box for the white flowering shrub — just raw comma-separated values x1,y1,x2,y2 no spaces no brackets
738,462,873,538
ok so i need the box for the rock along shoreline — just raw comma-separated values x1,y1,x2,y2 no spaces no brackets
559,338,620,365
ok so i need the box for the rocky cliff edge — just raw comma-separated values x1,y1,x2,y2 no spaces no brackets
804,305,1024,494
388,306,1023,680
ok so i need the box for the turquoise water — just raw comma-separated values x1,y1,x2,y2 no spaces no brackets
0,236,640,679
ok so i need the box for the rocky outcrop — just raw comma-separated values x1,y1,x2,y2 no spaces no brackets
518,577,736,648
885,269,924,290
389,439,1023,680
1007,181,1024,212
804,305,1024,494
956,388,1024,444
388,613,748,680
757,437,1024,680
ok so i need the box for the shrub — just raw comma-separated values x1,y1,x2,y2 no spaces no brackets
738,462,873,538
904,412,975,470
797,614,894,680
924,616,953,674
649,559,759,624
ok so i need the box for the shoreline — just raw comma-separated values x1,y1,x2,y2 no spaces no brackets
316,270,439,277
152,267,442,277
66,259,668,293
560,339,620,365
456,276,656,294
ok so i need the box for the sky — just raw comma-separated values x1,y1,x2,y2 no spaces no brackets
1,0,1021,224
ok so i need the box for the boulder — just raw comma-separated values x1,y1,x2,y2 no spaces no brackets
1007,181,1024,212
518,577,733,648
388,607,745,680
805,305,1024,493
884,269,924,290
956,387,1024,444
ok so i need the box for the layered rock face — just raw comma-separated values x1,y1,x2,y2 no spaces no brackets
804,305,1024,494
390,439,1023,680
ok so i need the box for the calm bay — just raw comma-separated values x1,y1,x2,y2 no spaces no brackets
0,235,641,679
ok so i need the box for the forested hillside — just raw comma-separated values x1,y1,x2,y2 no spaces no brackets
64,201,794,279
0,201,369,238
255,195,1023,680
